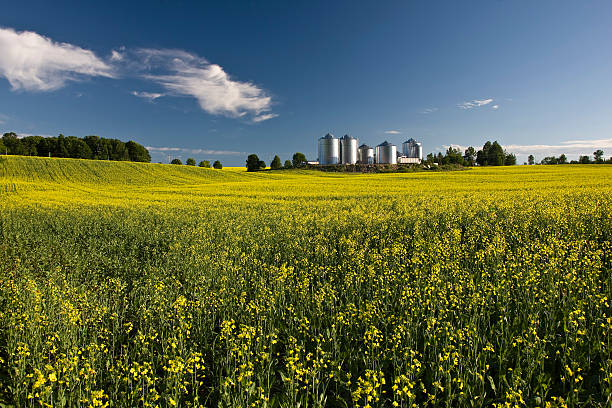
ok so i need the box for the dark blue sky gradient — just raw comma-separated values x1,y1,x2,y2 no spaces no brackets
1,1,611,165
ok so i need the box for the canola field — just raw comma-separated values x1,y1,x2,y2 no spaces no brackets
0,156,611,407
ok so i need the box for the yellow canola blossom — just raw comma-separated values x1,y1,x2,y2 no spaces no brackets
0,156,611,407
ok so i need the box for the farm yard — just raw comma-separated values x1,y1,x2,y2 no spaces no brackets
0,156,610,407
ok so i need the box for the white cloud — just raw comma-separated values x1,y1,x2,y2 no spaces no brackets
135,49,276,121
502,138,612,154
384,130,401,134
492,105,499,110
253,113,279,123
458,98,494,110
0,27,115,91
440,143,469,152
110,49,124,61
421,107,438,114
0,28,277,122
146,146,245,155
131,91,164,101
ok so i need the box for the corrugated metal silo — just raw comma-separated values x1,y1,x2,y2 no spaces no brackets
376,141,397,164
318,133,340,165
402,138,423,160
340,134,358,164
358,144,374,164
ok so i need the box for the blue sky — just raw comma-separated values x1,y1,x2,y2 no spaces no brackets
1,0,611,165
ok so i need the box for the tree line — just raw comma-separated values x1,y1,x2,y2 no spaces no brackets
246,152,306,172
0,132,151,162
427,141,610,166
426,141,516,166
529,149,611,165
170,158,223,169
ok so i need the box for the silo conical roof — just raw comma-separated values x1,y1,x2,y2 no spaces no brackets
378,140,395,147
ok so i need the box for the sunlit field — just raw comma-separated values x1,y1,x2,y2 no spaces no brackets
1,156,610,407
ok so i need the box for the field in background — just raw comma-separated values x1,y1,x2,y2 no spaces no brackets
1,156,611,407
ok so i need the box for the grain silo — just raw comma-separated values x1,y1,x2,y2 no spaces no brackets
402,138,423,160
375,141,397,164
340,134,358,164
318,133,340,165
358,144,374,164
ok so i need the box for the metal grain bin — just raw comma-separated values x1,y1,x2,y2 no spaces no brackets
340,134,358,164
376,141,397,164
358,144,374,164
318,133,340,165
402,138,423,160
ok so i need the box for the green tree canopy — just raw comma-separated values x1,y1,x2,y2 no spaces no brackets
109,139,130,161
476,141,491,166
55,134,69,158
199,160,211,168
283,160,292,169
504,152,516,166
67,137,93,159
2,132,26,155
463,147,476,166
0,131,151,162
292,152,307,168
270,155,282,170
443,147,465,165
213,160,222,169
186,158,196,166
170,158,182,165
472,141,515,166
126,141,151,162
20,136,42,156
487,141,505,166
246,154,265,172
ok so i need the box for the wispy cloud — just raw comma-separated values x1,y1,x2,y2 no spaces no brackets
421,107,438,114
133,49,277,122
502,138,612,154
492,105,499,110
131,90,164,102
0,27,115,91
0,113,8,125
146,146,245,155
110,48,125,62
252,113,279,123
384,130,401,134
0,27,278,123
458,98,494,110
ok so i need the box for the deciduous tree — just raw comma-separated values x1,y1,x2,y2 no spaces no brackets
292,152,307,168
